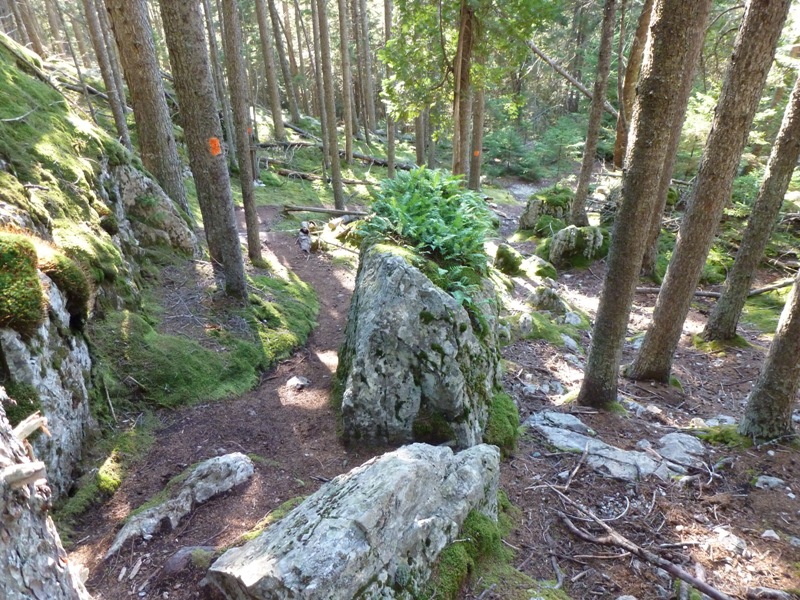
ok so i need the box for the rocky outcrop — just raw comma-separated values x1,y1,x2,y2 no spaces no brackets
107,165,199,257
0,275,94,499
0,389,92,600
337,247,501,448
106,453,254,557
519,192,571,230
548,225,605,267
208,443,500,600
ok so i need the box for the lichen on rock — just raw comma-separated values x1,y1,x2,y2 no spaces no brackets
548,225,605,267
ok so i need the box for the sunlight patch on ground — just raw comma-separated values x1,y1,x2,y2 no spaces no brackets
314,350,338,374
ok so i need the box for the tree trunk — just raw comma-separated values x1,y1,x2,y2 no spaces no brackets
613,0,654,168
293,0,309,114
201,0,238,169
105,0,189,217
468,84,485,191
452,0,474,176
704,72,800,341
571,0,617,226
425,105,435,167
255,0,287,141
738,269,800,440
566,1,587,113
282,0,302,110
16,0,45,57
0,393,92,600
315,0,345,209
56,0,97,123
96,0,126,114
576,0,712,409
43,0,66,54
627,0,792,383
309,0,328,171
267,0,300,122
414,112,425,166
81,0,131,150
358,0,376,132
221,0,262,262
159,0,246,298
69,14,91,68
339,0,354,163
383,0,394,177
0,0,18,42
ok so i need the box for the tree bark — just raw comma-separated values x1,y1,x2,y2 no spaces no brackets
452,0,474,176
96,0,126,114
201,0,238,169
43,0,66,54
69,14,91,68
704,72,800,341
571,0,617,226
0,393,92,600
0,0,18,42
383,0,394,177
738,269,800,440
627,0,792,383
358,0,376,132
9,0,29,46
309,0,328,170
315,0,345,209
468,84,485,191
292,0,309,114
255,0,287,141
159,0,246,298
106,0,189,216
612,0,654,168
576,0,712,409
339,0,355,163
16,0,45,57
566,1,587,113
267,0,300,122
221,0,262,262
81,0,131,150
414,112,425,166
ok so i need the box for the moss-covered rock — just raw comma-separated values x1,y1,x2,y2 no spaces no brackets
0,232,44,335
518,185,574,230
547,225,607,268
484,392,519,456
533,215,566,237
36,244,91,323
493,243,524,275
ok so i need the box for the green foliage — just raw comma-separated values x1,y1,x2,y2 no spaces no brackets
485,392,519,456
1,381,41,426
0,232,44,335
531,184,574,210
741,287,790,333
483,127,544,182
696,425,752,448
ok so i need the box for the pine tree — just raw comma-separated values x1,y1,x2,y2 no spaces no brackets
159,0,246,298
255,0,287,140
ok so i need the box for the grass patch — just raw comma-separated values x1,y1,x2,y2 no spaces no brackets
741,288,790,334
696,424,752,448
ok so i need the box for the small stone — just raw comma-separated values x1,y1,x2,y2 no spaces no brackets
563,312,582,326
694,513,709,524
550,381,564,396
616,596,639,600
754,476,786,489
767,450,776,457
522,384,539,397
636,440,652,450
789,537,800,547
561,334,580,353
531,452,541,458
557,470,570,481
788,493,796,500
761,530,780,541
286,376,310,390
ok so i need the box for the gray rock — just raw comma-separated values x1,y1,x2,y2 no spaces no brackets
657,433,706,469
0,275,95,500
564,354,582,368
790,536,800,547
754,475,786,490
746,588,794,600
549,381,565,396
519,197,567,230
616,596,639,600
525,411,591,435
563,312,582,326
705,414,736,427
761,529,780,541
529,286,568,314
285,376,310,390
338,248,500,448
561,334,580,354
106,453,254,557
548,226,604,267
712,526,748,556
162,546,216,576
208,444,500,600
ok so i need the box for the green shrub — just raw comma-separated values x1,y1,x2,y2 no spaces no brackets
0,232,45,335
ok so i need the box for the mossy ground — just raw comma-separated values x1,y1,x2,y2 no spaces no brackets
0,231,44,335
484,392,520,456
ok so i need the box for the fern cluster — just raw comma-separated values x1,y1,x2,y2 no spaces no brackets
361,168,492,275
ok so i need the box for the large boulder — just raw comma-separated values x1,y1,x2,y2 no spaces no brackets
548,225,605,267
337,247,501,448
207,443,500,600
0,275,94,499
0,389,92,600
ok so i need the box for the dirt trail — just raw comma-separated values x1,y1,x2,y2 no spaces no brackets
68,193,800,600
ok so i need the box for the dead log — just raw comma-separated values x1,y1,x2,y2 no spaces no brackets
283,121,322,142
296,221,312,255
282,205,369,217
636,278,795,300
272,167,372,186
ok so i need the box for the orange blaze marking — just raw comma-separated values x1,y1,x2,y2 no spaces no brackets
209,137,222,156
473,150,480,157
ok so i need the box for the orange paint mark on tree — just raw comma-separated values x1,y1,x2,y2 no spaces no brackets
209,137,222,156
473,150,480,157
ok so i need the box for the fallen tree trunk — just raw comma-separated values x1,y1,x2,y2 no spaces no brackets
273,168,372,186
528,40,618,119
283,121,322,142
255,142,414,170
282,205,369,217
635,278,795,299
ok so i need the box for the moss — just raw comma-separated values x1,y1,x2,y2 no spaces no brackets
37,245,91,323
419,310,436,324
531,185,574,209
493,243,523,275
533,215,566,237
1,381,41,426
190,548,214,569
233,496,307,545
696,425,752,447
0,232,45,335
741,287,790,334
484,392,519,456
669,375,684,392
693,333,750,353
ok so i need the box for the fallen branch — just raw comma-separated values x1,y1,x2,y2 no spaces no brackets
12,412,50,441
257,140,414,170
1,461,47,489
282,205,369,217
636,278,795,300
549,486,733,600
283,121,321,142
528,40,618,119
1,108,36,122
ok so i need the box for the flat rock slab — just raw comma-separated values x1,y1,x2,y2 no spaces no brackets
527,412,707,481
207,443,500,600
106,453,254,558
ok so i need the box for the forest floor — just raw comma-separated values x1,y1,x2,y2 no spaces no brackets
67,183,800,600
